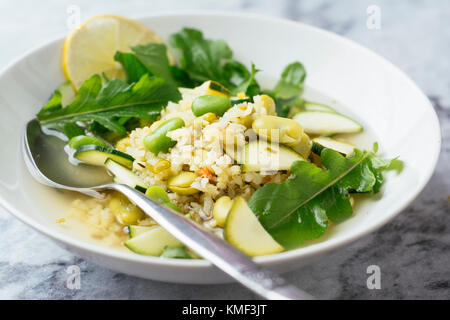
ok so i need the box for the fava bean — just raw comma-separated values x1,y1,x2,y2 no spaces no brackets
69,135,106,149
168,171,199,195
291,132,312,158
145,185,182,212
258,94,276,115
191,95,231,117
144,118,185,154
145,186,171,204
252,115,303,146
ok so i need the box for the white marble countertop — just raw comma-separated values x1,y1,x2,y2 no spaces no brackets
0,0,448,299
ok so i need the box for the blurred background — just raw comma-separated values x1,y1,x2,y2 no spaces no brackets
0,0,448,299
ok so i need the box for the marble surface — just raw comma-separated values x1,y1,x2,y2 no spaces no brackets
0,0,449,299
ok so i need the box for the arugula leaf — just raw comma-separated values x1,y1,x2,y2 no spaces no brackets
42,88,63,111
170,65,196,87
224,61,250,88
249,147,401,248
169,28,260,96
269,195,329,249
272,62,306,100
249,151,366,230
41,84,85,138
115,43,176,86
170,28,233,84
271,62,307,117
318,185,353,223
131,43,176,86
37,73,181,136
113,52,148,83
323,147,402,194
277,98,305,118
160,246,192,259
230,63,260,96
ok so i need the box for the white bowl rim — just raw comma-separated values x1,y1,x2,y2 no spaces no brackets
0,11,441,269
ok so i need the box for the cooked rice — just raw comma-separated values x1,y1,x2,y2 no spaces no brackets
69,84,289,240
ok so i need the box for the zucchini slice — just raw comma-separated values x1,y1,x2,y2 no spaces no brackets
105,158,148,192
240,140,305,172
303,101,336,113
231,98,252,106
197,80,230,97
224,197,284,257
312,137,356,156
292,111,363,136
206,80,230,97
128,225,155,238
74,145,134,168
124,226,182,256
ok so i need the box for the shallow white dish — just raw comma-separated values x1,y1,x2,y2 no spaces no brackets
0,13,441,284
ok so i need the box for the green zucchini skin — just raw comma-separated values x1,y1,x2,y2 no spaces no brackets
209,81,230,95
74,145,134,168
134,185,148,193
311,142,325,156
105,158,148,192
311,137,356,156
231,98,252,106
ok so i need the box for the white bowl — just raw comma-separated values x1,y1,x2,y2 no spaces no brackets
0,13,440,284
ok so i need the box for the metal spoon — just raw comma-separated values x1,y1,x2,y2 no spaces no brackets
22,119,313,300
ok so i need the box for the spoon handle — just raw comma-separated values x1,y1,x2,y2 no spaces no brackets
112,183,314,300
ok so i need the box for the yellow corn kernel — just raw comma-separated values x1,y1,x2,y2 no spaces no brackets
200,112,218,123
152,159,171,174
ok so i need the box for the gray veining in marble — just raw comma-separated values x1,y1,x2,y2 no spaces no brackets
0,0,449,300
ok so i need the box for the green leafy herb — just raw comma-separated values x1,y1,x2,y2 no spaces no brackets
272,62,306,100
230,63,260,96
249,147,401,248
160,246,192,259
113,52,148,83
169,28,260,96
131,43,176,86
271,62,307,117
169,28,232,84
170,65,196,87
277,98,305,118
115,43,176,86
42,88,63,111
37,73,181,138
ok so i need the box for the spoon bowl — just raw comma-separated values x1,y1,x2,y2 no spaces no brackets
23,119,112,197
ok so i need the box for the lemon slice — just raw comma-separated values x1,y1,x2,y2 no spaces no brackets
63,14,167,89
